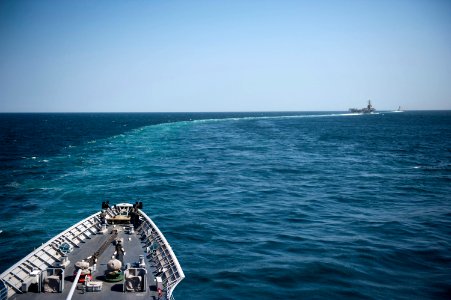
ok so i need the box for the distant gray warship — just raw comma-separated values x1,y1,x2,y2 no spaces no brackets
349,100,376,114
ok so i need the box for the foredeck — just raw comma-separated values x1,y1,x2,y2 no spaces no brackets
0,204,184,300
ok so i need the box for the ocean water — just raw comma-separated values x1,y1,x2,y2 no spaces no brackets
0,111,450,299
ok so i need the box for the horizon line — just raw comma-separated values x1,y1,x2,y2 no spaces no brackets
0,109,450,114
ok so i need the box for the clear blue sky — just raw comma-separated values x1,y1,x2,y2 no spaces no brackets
0,0,450,112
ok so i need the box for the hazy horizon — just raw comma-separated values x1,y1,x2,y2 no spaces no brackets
1,0,450,112
1,109,449,114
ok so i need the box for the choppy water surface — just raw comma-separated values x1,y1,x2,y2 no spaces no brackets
0,111,450,299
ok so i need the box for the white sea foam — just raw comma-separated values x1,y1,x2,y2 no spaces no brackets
5,182,20,188
109,112,378,143
186,112,364,125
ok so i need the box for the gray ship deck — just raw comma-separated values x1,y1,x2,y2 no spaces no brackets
1,203,184,300
10,225,162,300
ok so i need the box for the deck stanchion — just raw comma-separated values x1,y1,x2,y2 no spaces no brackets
66,269,82,300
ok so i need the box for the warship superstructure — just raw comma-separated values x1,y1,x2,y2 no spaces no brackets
349,100,376,114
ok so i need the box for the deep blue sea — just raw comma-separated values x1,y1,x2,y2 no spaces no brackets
0,111,450,299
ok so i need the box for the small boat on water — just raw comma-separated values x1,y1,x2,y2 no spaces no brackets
393,106,404,113
349,100,376,114
0,202,184,300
